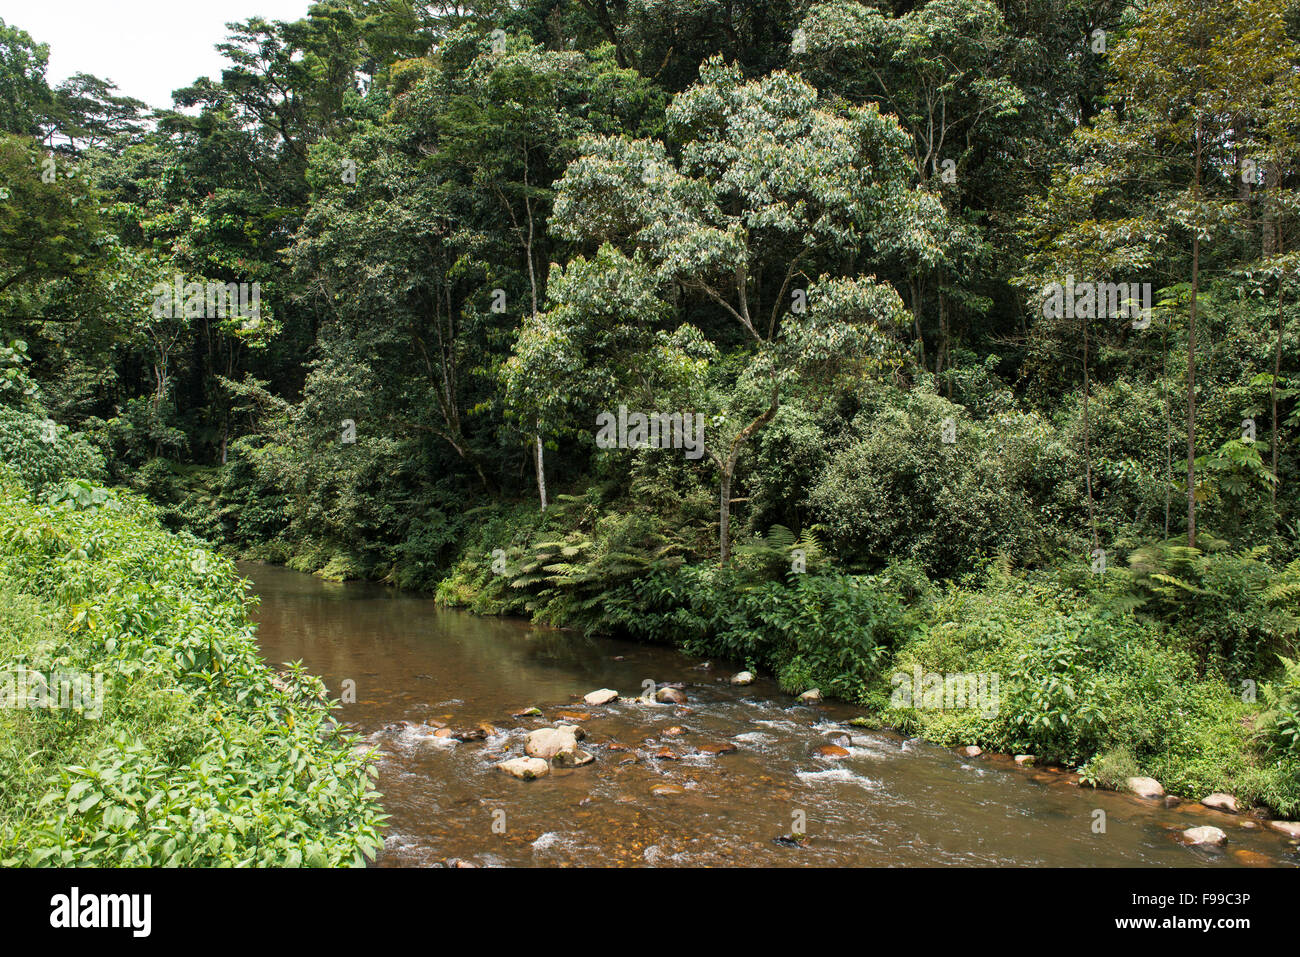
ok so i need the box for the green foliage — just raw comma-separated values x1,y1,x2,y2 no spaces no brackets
7,0,1300,833
0,470,384,865
1003,615,1110,765
0,404,106,493
807,384,1065,575
1119,539,1300,682
595,563,909,702
1261,655,1300,759
885,567,1296,812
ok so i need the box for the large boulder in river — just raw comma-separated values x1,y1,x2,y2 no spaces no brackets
526,727,581,761
655,686,687,705
798,689,822,703
497,757,549,780
1126,776,1165,798
1268,820,1300,839
1181,826,1227,847
1200,793,1239,813
584,688,619,706
731,671,754,686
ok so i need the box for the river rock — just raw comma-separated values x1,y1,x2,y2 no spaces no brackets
960,745,983,758
497,757,549,780
697,742,738,755
511,707,543,718
651,783,684,796
1200,793,1239,813
556,723,586,741
1268,820,1300,839
433,727,455,738
653,747,681,760
798,689,822,703
814,744,850,759
663,725,686,736
655,686,688,705
584,688,619,706
1126,776,1165,798
1014,754,1036,766
449,726,487,742
553,747,595,768
731,671,754,686
1232,849,1272,866
526,727,581,761
1181,826,1227,847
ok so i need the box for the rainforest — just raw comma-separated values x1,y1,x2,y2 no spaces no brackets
1,0,1300,869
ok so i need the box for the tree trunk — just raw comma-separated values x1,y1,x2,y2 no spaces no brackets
1187,118,1203,549
534,428,547,511
909,275,926,369
1187,230,1200,548
713,388,780,565
1163,316,1173,539
718,463,735,565
1083,312,1097,549
1273,257,1284,519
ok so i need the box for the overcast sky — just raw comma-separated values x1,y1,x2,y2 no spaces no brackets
2,0,315,109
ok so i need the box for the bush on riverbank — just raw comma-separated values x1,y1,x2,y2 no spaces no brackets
883,569,1300,814
0,405,107,494
0,464,386,865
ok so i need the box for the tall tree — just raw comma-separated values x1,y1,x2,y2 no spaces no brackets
548,57,926,561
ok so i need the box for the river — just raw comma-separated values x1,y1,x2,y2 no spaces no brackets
243,562,1299,868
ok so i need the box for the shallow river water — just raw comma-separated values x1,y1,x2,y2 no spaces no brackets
243,562,1300,868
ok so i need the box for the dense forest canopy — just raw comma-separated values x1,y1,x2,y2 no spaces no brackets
5,0,1300,837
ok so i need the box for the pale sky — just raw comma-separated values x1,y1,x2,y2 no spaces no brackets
1,0,316,109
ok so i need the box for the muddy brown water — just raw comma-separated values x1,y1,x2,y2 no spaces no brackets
243,562,1300,868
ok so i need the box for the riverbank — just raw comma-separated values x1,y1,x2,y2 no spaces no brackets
0,445,385,864
410,498,1300,823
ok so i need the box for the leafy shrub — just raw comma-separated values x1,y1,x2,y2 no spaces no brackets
0,405,106,494
0,472,385,865
884,567,1295,812
1119,539,1300,682
600,563,910,702
1262,655,1300,758
806,385,1051,576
